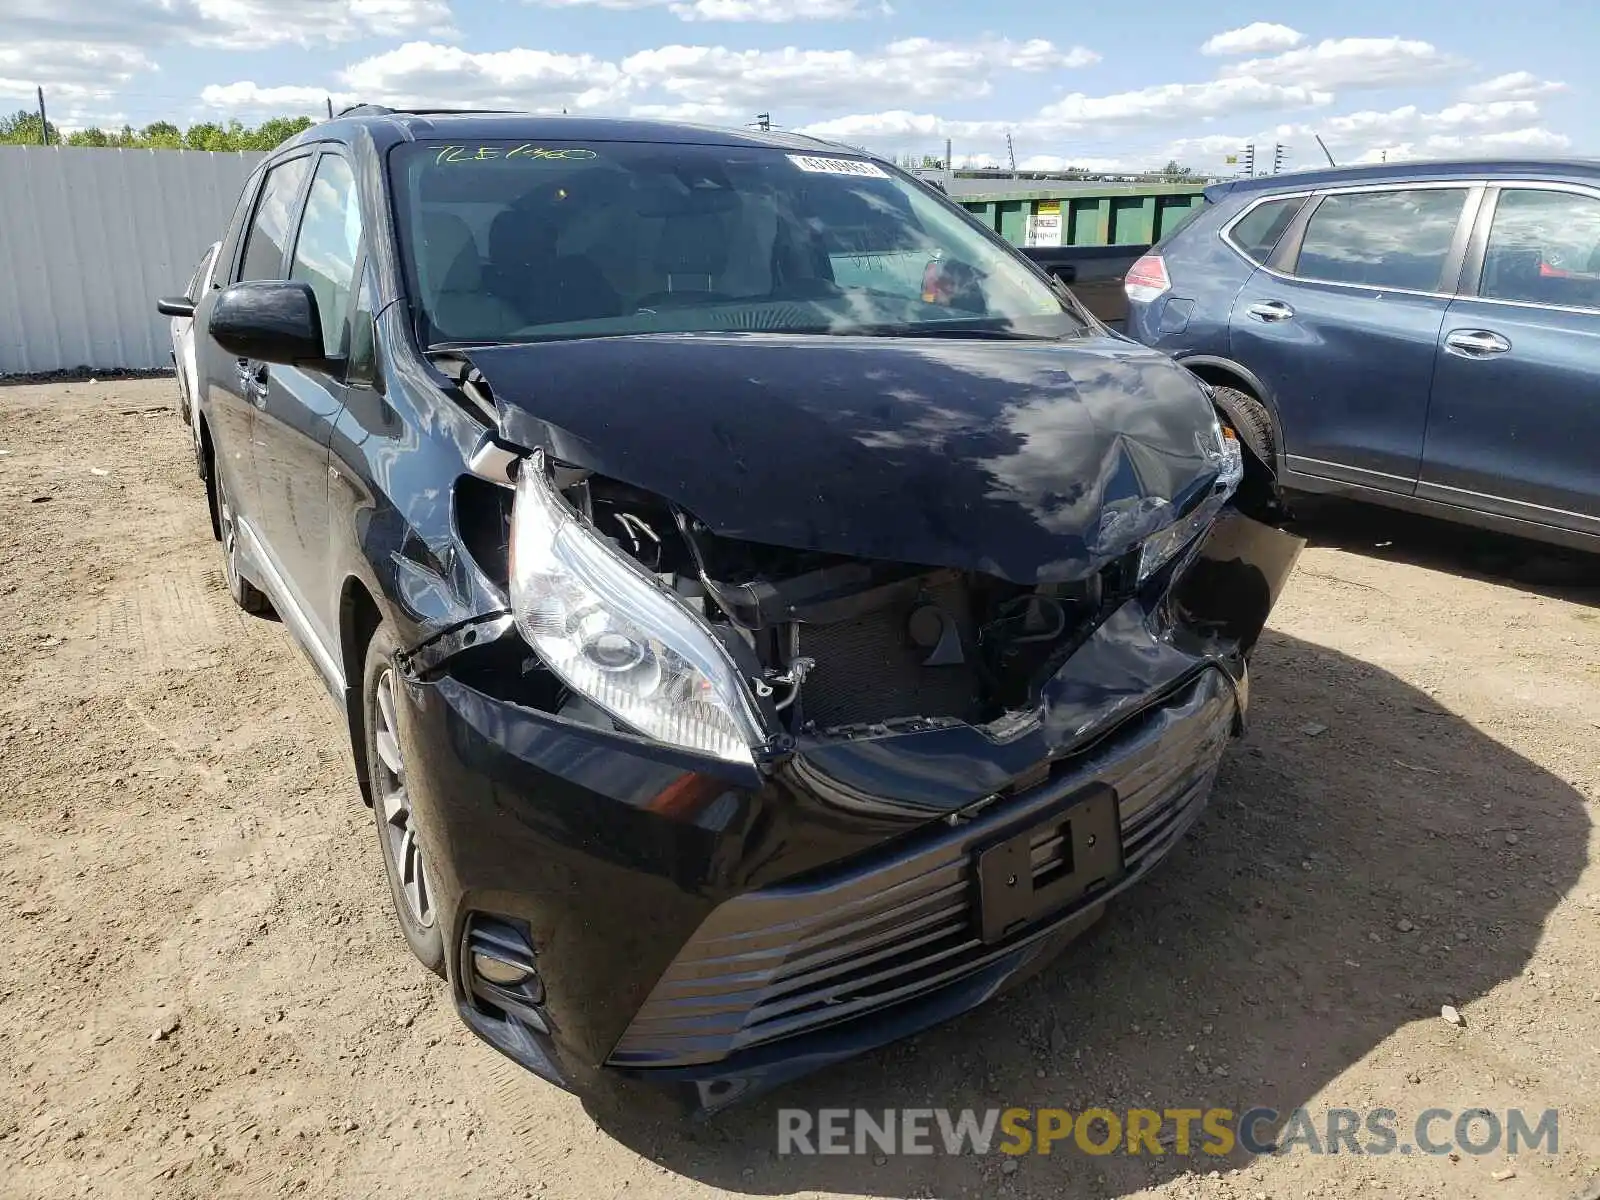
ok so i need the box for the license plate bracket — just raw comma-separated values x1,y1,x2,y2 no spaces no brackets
976,783,1122,945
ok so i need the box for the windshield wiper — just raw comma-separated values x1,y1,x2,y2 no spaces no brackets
835,324,1062,342
424,340,518,355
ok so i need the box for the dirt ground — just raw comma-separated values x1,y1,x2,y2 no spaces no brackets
1,378,1597,1200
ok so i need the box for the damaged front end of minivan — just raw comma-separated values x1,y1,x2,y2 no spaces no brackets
389,333,1303,1115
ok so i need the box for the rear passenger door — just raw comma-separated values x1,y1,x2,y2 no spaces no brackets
1229,184,1479,492
1420,184,1600,536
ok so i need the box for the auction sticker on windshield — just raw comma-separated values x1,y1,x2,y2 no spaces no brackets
788,154,890,179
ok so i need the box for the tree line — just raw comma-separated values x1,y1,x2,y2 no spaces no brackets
0,111,316,151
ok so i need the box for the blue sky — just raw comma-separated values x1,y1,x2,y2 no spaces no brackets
0,0,1586,171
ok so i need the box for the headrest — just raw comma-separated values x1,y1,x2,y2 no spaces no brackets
489,208,558,270
653,211,730,284
420,212,480,292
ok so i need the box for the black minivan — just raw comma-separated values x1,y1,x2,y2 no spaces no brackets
158,107,1302,1114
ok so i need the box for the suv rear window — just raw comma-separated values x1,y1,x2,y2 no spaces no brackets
1292,188,1468,292
1228,197,1303,264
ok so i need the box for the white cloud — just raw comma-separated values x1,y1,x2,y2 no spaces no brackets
797,109,999,144
202,34,1096,126
340,41,624,110
1035,76,1331,127
530,0,876,18
4,0,457,63
1461,71,1567,102
200,82,357,111
188,0,457,48
794,76,1334,160
1351,127,1572,163
1178,97,1569,172
619,37,1096,109
1016,153,1139,173
1201,22,1303,57
1222,37,1464,90
627,99,743,122
0,41,155,103
1324,99,1542,140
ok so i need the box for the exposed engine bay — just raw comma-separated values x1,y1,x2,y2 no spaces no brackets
549,471,1127,737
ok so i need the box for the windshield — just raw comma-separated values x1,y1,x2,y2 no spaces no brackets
388,140,1083,346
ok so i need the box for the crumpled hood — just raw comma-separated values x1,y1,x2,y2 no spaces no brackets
467,332,1225,583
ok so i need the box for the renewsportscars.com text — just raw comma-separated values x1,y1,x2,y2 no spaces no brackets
777,1106,1559,1158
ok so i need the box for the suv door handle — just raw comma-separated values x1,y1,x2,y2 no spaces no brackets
1246,300,1295,323
235,359,270,406
1444,329,1511,357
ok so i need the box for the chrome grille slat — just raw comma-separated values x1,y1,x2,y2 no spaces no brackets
661,880,972,1000
738,930,985,1044
742,920,978,1028
609,671,1236,1068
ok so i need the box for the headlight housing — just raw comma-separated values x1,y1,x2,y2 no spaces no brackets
508,450,764,765
1136,413,1244,583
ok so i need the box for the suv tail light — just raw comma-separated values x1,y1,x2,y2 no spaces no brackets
1124,254,1171,304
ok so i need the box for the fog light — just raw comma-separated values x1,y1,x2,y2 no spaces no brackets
472,952,532,987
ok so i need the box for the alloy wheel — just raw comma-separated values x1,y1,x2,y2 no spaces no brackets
374,668,434,929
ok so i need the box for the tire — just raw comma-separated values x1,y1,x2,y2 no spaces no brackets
1209,385,1277,466
213,469,273,616
363,625,447,978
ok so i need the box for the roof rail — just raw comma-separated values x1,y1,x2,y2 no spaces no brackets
334,104,524,119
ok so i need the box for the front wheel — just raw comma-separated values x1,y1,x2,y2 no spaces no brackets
1209,385,1277,466
364,625,446,978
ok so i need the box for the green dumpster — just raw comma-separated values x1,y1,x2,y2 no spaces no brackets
958,184,1206,248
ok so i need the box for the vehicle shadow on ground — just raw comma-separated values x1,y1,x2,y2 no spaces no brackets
1285,493,1597,605
589,630,1591,1198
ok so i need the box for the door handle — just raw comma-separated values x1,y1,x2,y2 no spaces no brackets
1444,329,1511,357
1246,300,1295,323
235,359,270,406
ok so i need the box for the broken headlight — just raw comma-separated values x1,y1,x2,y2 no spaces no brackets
1137,414,1244,583
509,450,764,765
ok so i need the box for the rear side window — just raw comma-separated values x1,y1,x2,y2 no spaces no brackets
214,170,262,288
237,156,313,283
1293,188,1469,292
1228,197,1303,263
1480,188,1600,311
289,154,363,354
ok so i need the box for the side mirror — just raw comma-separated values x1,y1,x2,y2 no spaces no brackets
157,296,196,319
209,280,325,366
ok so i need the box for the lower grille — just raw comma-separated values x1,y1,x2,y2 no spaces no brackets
608,669,1234,1068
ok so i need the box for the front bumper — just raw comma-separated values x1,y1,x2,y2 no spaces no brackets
394,511,1302,1114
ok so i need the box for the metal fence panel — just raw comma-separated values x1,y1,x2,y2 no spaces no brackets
0,146,266,374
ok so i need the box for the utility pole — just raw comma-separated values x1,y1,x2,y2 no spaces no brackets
1005,131,1016,172
756,112,771,132
326,97,334,120
36,86,49,146
1272,143,1287,174
945,137,952,170
1241,144,1255,177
